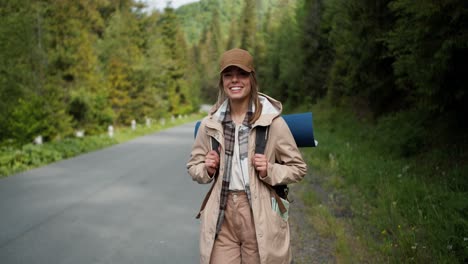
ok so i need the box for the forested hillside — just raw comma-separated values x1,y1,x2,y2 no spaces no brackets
1,0,467,262
1,0,194,145
5,0,465,146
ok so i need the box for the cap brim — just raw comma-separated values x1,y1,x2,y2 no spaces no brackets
220,64,253,73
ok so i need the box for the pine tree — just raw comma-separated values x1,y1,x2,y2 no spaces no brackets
99,7,143,124
240,0,257,52
159,6,192,114
0,1,74,143
385,0,468,118
296,0,331,104
196,5,225,104
0,1,40,142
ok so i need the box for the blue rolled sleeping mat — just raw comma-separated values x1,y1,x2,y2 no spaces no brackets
194,112,317,148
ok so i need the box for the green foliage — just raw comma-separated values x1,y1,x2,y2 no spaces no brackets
0,1,45,142
99,9,142,124
1,0,199,145
156,7,192,115
372,109,428,157
239,0,256,51
0,136,116,177
68,88,114,134
69,90,91,125
323,0,398,114
176,0,244,47
304,101,467,263
40,82,74,140
196,6,224,103
259,0,302,106
176,0,288,104
385,0,468,116
296,0,332,103
0,114,202,178
7,97,47,145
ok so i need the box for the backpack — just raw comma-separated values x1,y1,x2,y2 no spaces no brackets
196,125,288,218
254,126,289,214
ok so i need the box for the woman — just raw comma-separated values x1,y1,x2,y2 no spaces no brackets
187,48,307,264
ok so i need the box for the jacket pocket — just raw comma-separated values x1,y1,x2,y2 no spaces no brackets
271,197,290,222
268,199,288,230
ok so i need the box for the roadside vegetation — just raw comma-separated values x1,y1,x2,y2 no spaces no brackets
0,115,201,178
294,99,467,263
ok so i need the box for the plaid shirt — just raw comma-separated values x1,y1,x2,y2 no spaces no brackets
215,102,253,235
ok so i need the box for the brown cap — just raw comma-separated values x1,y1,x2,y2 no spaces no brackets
219,48,255,73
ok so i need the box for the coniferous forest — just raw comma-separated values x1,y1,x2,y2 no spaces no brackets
1,0,467,262
1,0,467,144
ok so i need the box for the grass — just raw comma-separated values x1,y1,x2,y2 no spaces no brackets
0,114,203,178
294,100,467,263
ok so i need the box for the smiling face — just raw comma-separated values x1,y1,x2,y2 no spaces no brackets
221,66,252,103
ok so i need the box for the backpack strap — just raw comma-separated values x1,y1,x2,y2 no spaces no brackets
255,126,268,154
196,137,220,219
255,126,287,215
211,136,220,155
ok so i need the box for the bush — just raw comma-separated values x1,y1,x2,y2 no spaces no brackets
0,135,117,177
0,114,201,178
373,109,429,157
303,100,467,263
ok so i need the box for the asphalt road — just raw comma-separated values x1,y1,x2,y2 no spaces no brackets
0,122,208,264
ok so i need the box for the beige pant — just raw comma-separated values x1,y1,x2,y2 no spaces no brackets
210,191,260,264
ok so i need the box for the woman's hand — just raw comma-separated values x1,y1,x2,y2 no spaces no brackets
253,154,268,178
205,150,220,177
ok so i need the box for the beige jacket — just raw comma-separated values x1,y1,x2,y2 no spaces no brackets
187,94,307,264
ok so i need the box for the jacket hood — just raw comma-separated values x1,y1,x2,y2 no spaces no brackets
209,93,282,127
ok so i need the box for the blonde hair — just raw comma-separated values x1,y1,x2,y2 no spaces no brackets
216,72,262,124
